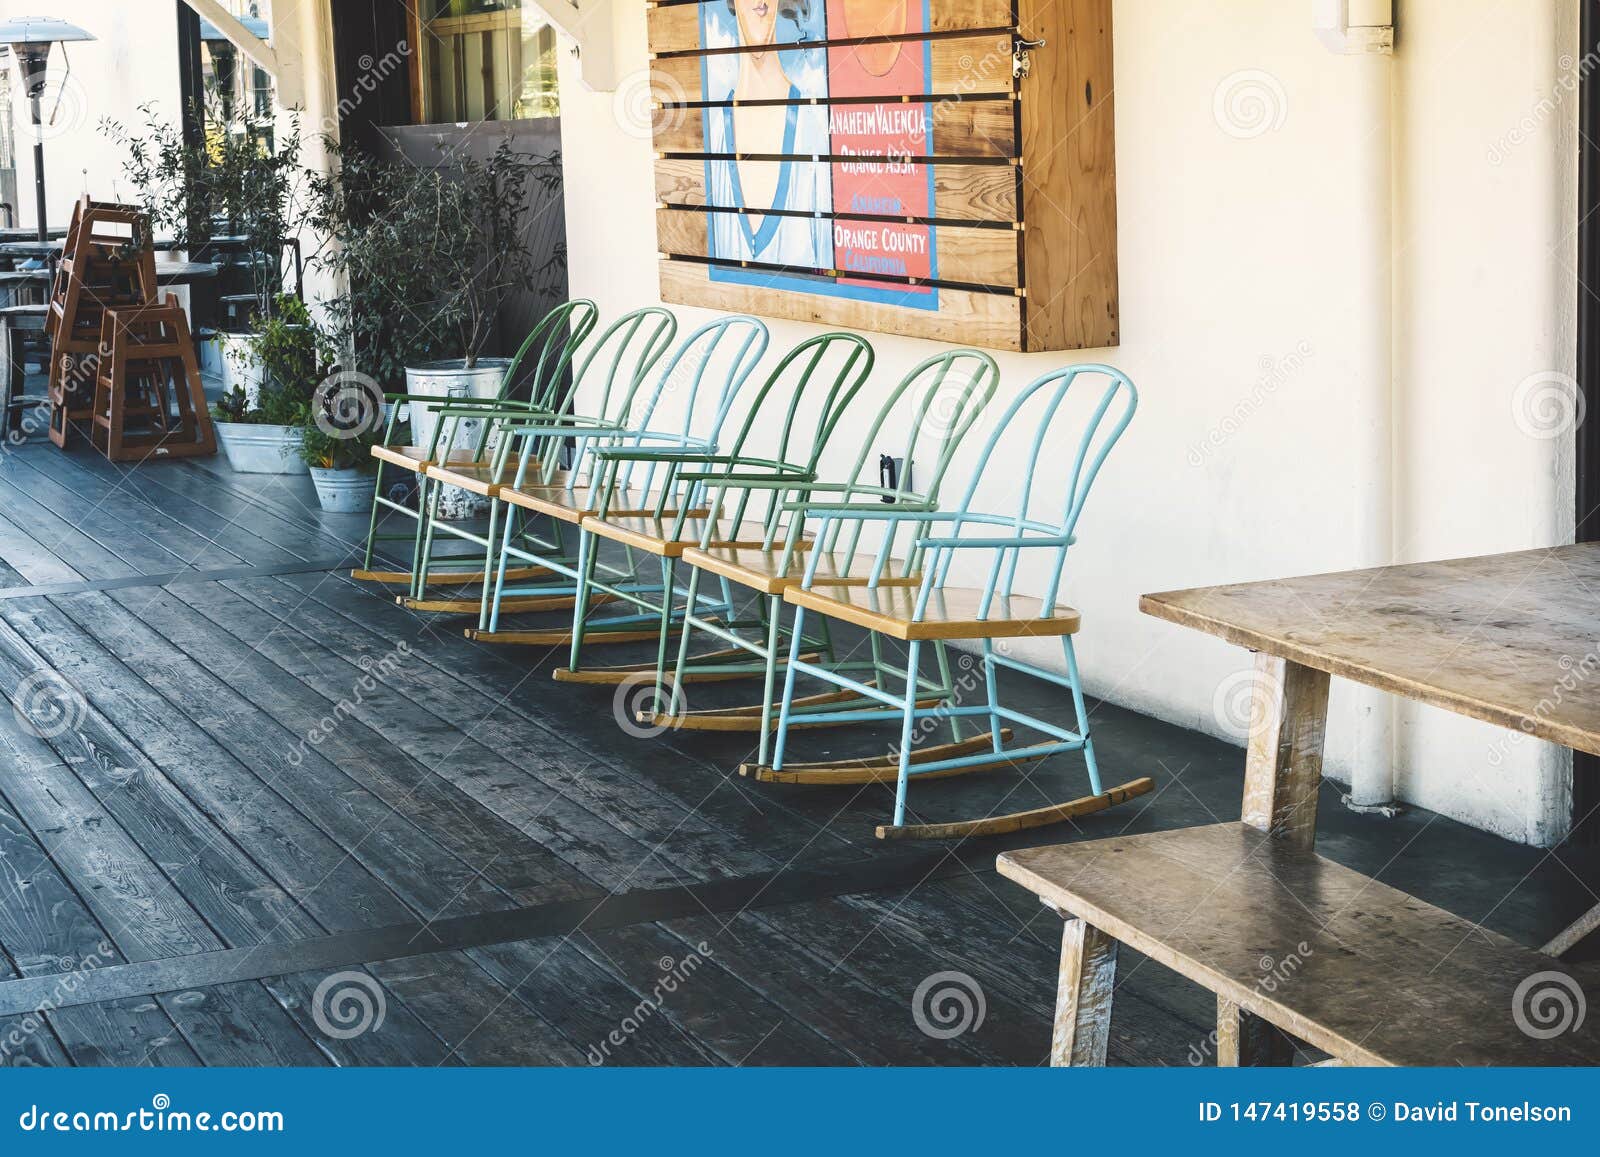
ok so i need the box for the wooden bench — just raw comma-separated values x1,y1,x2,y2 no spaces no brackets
998,822,1600,1066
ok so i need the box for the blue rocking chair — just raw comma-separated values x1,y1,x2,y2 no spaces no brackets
759,363,1152,839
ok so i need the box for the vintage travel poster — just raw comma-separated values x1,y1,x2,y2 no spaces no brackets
701,0,940,311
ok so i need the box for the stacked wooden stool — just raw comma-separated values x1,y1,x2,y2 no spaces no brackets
91,296,215,461
45,196,214,460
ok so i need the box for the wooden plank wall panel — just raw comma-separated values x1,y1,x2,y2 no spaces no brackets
656,158,1020,222
648,0,1116,350
660,260,1023,350
657,209,1018,286
654,101,1016,159
651,33,1016,101
648,0,1015,55
1018,0,1118,350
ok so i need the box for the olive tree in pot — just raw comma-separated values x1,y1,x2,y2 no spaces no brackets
102,106,309,395
310,138,562,517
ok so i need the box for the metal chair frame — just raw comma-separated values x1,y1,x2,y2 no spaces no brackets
762,363,1149,839
631,349,1001,768
407,306,681,620
354,297,599,589
465,314,770,645
558,331,879,718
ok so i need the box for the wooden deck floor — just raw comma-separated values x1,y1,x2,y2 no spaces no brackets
0,439,1596,1066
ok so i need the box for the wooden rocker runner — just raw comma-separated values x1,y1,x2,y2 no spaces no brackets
757,363,1150,840
620,348,1001,772
560,329,880,706
353,298,599,589
464,313,769,645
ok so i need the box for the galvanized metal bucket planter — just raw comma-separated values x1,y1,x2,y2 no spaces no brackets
404,357,511,520
309,466,378,513
214,421,306,474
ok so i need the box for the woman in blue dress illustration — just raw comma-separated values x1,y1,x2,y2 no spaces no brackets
702,0,833,273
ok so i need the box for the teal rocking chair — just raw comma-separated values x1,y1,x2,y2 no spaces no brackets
760,363,1152,840
464,314,770,647
354,297,600,591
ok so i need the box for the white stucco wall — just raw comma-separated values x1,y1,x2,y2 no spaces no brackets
554,0,1580,844
5,0,184,230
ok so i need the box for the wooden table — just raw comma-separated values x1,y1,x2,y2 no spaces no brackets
998,545,1600,1065
1141,545,1600,953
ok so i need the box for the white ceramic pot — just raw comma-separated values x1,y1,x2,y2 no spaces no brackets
214,421,307,474
404,358,511,520
310,466,378,513
209,332,267,405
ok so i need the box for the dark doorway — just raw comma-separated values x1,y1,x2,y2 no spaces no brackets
1575,0,1600,841
329,0,417,149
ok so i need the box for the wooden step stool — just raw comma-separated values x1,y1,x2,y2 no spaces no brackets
998,822,1600,1066
46,196,157,448
92,297,216,462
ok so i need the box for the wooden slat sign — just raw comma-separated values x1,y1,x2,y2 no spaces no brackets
651,0,1120,352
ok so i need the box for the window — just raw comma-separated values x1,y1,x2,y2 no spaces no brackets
417,1,559,124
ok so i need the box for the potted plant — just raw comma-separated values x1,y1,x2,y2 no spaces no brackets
296,406,380,513
310,136,563,516
102,106,310,393
209,294,329,473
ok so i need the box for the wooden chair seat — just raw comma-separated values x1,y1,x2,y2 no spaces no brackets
581,514,802,559
421,461,548,497
783,583,1080,641
497,481,696,525
371,445,490,472
998,822,1600,1066
683,543,914,595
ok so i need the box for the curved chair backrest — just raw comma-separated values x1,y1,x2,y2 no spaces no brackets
935,363,1138,609
507,298,602,410
693,331,876,531
560,306,680,427
596,313,770,498
817,348,999,559
421,298,600,461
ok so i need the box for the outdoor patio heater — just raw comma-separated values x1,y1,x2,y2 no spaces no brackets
0,16,96,242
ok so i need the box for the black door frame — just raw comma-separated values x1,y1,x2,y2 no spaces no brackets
1574,0,1599,840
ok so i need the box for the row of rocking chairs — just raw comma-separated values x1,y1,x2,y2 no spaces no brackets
354,300,1151,840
